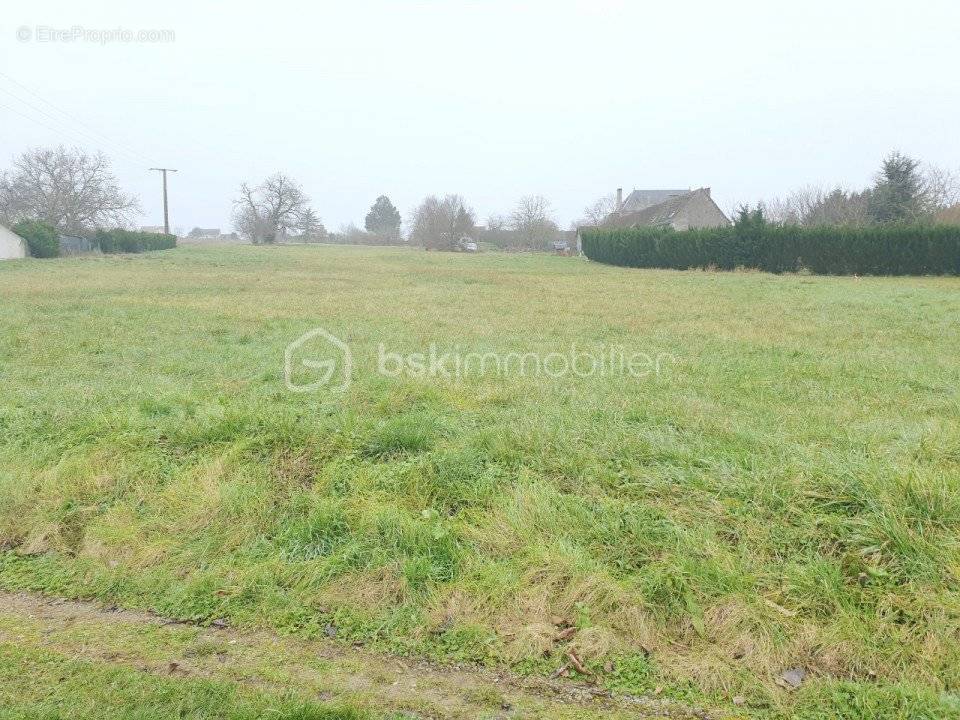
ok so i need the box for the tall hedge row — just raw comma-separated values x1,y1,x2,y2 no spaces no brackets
12,220,60,258
580,224,960,275
94,229,177,254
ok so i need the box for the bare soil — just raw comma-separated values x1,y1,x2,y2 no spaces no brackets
0,591,713,719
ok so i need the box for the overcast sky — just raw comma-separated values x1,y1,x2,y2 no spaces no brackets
2,0,958,233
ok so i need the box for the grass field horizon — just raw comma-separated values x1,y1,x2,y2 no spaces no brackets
2,244,959,718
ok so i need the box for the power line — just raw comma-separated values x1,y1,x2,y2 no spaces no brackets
0,87,141,163
0,99,116,154
0,73,190,233
0,98,147,170
0,71,158,167
0,87,156,165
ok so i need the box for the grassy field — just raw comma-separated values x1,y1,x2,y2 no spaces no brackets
1,245,959,718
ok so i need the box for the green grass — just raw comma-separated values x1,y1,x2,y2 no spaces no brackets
1,245,959,718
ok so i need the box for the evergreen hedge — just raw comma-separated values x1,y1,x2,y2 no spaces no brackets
12,220,60,258
580,224,960,275
94,229,177,254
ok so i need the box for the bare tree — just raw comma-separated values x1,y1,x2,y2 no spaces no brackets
330,222,373,245
754,186,872,227
920,164,960,213
232,173,314,243
486,214,508,233
757,195,800,225
509,195,558,249
480,213,520,249
937,203,960,224
0,146,140,234
409,194,475,250
578,192,618,226
788,186,871,226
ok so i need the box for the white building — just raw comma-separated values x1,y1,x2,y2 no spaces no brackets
0,224,28,260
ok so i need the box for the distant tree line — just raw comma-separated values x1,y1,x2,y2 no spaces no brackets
246,188,571,252
0,145,176,258
758,152,959,227
325,195,404,246
5,145,959,261
483,195,567,251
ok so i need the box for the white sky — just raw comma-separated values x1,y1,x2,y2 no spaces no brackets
2,0,958,233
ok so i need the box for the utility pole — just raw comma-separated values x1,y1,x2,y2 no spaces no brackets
149,168,178,234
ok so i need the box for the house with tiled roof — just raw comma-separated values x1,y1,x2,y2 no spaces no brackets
607,187,730,231
575,187,731,254
617,188,689,215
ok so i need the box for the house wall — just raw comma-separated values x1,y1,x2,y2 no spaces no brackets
0,226,28,260
670,191,730,230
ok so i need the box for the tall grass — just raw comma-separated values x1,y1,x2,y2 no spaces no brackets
1,245,958,716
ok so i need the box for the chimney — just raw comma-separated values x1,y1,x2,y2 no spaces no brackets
616,187,623,212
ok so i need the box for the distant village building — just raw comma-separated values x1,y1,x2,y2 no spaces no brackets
188,227,221,239
0,225,28,260
140,225,167,234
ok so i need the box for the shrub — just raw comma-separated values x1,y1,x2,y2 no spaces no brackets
580,223,960,276
94,229,177,254
12,220,60,258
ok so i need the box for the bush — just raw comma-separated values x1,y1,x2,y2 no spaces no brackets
94,229,177,254
580,223,960,275
12,220,60,258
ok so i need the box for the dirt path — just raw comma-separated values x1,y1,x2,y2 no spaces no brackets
0,591,712,719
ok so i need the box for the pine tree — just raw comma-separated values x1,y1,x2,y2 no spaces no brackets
298,208,327,241
364,195,402,240
868,151,924,223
